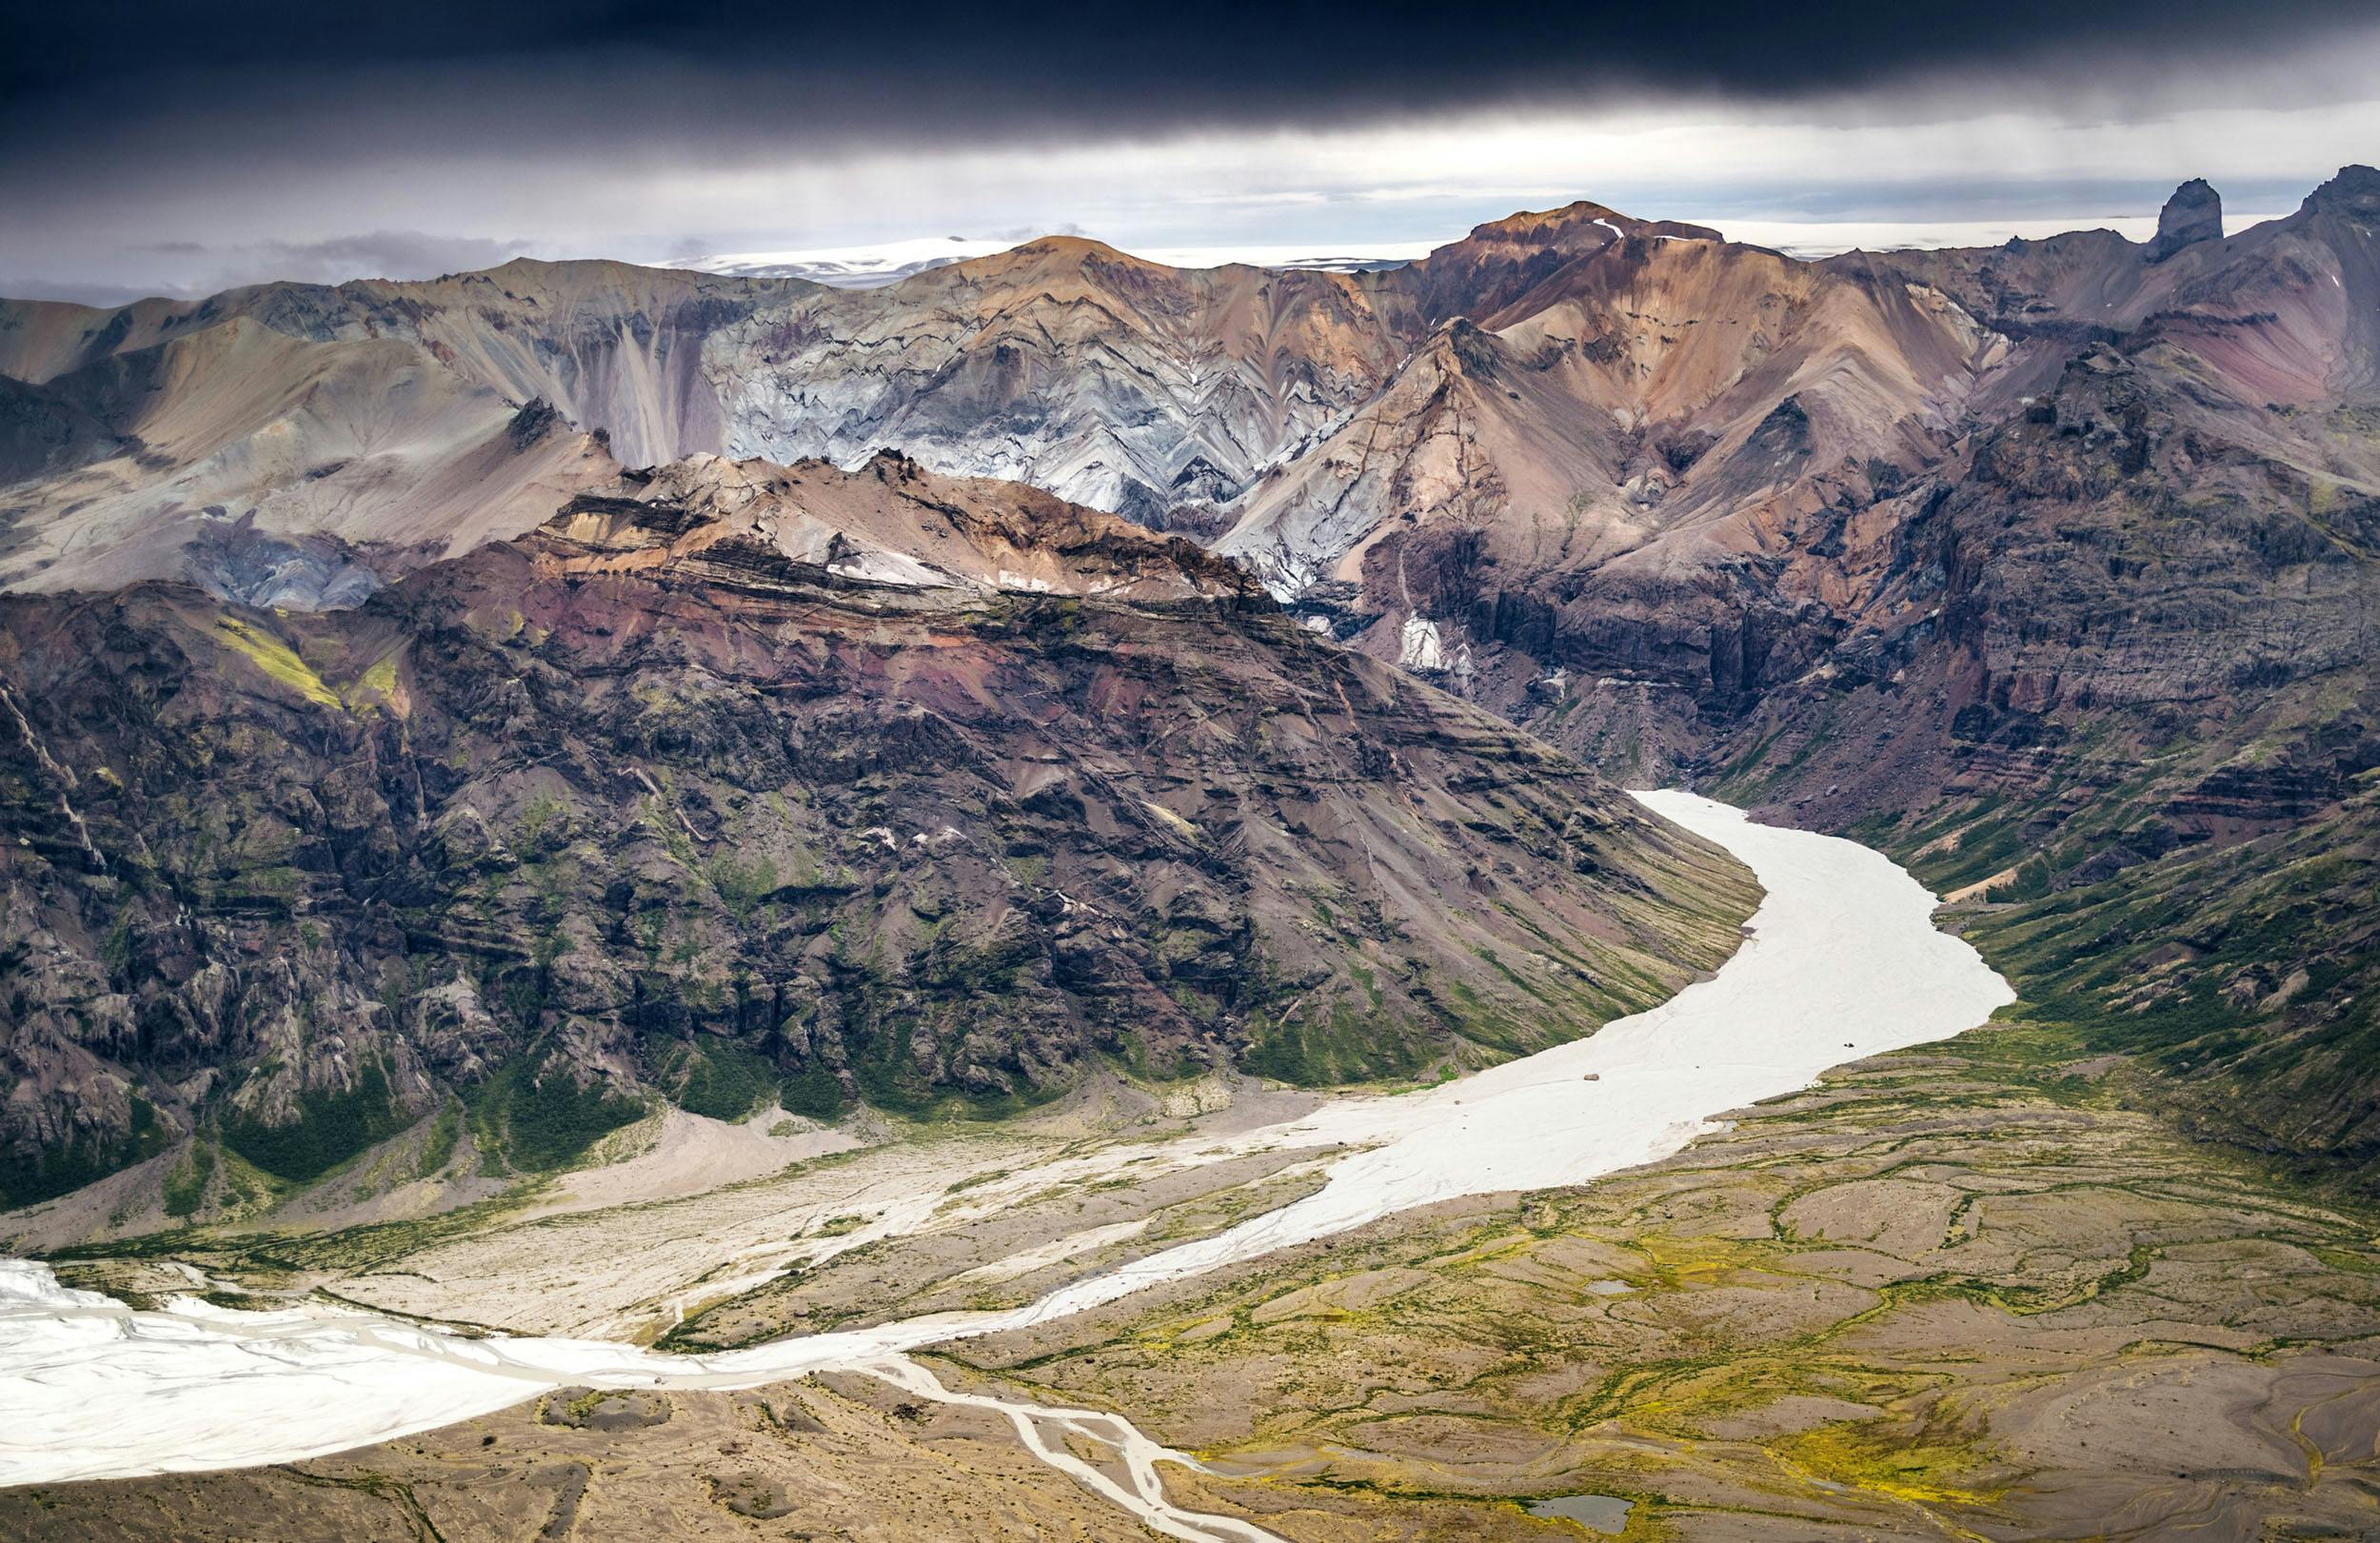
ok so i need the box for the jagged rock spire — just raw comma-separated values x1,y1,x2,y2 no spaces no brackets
2147,178,2222,262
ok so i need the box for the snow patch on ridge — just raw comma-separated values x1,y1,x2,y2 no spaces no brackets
1398,615,1444,670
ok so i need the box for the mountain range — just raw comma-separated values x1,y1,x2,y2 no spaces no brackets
3,167,2378,1213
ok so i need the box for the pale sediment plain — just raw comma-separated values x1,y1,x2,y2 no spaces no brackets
0,792,2014,1538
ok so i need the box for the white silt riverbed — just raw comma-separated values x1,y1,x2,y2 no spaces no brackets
0,792,2014,1540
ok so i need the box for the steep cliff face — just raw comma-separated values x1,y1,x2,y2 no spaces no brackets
1710,333,2380,821
1677,176,2380,1180
0,455,1753,1213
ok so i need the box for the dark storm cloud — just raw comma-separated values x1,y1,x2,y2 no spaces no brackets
2,0,2371,302
10,1,2375,105
4,0,2372,155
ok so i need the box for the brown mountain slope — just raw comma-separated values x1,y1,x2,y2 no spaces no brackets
0,263,817,605
1833,167,2380,408
0,241,1431,598
1214,227,2005,696
0,203,1937,603
1374,200,1724,331
1248,170,2380,771
1710,170,2380,824
1676,174,2380,1180
0,261,811,469
0,317,617,604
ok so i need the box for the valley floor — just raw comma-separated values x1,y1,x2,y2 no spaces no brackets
14,1033,2380,1540
955,1035,2380,1539
10,798,2375,1537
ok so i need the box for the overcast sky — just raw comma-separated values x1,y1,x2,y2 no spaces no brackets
3,1,2376,304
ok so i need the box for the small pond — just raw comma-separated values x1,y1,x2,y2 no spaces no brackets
1525,1494,1634,1533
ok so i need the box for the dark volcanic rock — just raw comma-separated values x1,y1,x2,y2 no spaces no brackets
2302,163,2380,220
2147,179,2224,262
0,460,1750,1212
506,396,568,448
0,374,124,485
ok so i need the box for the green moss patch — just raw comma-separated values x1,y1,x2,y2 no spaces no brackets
469,1058,646,1172
223,1061,411,1183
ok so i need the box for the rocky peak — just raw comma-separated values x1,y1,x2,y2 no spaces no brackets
2301,164,2380,222
946,234,1156,283
1394,202,1659,330
2148,179,2224,262
1459,202,1636,251
505,396,567,448
1445,202,1724,260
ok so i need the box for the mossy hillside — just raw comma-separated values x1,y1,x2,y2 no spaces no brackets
646,1037,783,1122
210,617,342,710
844,1013,1065,1123
1836,752,2372,1117
1241,1000,1437,1087
1238,861,1751,1090
0,1095,173,1210
1,545,1755,1219
1717,669,2380,1187
1957,792,2380,1183
778,1059,846,1122
467,1058,647,1174
956,1033,2380,1537
223,1059,412,1183
161,1141,216,1219
415,1098,464,1177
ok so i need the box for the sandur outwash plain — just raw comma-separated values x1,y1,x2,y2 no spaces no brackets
2,129,2380,1542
